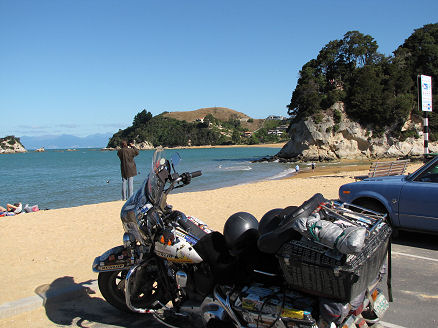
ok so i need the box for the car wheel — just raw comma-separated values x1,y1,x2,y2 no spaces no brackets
352,199,399,239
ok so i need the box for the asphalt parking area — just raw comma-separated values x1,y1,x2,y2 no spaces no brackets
378,231,438,328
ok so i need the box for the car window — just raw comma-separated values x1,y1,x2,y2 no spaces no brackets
414,163,438,183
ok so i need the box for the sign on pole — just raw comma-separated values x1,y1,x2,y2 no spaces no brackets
420,75,433,112
418,75,433,156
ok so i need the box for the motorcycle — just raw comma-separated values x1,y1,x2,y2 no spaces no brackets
93,148,390,328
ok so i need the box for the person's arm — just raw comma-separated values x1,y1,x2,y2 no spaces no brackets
6,204,16,211
130,144,139,156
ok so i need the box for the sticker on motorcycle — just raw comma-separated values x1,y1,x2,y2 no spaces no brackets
187,216,213,234
99,264,125,271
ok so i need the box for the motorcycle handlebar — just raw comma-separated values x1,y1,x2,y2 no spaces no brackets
171,170,202,187
190,170,202,178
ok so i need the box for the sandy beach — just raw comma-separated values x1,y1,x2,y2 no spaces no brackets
0,161,423,323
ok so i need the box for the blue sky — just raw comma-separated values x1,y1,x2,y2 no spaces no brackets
1,0,437,137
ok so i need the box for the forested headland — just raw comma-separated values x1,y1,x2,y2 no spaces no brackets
107,108,289,148
288,23,438,141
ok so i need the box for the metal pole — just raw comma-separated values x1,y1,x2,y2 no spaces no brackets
424,111,429,155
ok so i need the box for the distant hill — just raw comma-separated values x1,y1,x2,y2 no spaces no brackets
20,133,113,149
164,107,249,121
163,107,264,131
108,107,288,148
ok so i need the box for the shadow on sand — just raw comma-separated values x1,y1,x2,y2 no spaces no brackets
35,276,163,328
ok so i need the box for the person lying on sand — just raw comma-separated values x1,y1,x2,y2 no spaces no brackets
0,203,21,216
6,202,22,214
0,203,39,217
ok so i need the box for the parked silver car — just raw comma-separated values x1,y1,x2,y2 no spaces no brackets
339,156,438,235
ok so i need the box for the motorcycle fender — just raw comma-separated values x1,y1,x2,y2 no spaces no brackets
92,245,134,272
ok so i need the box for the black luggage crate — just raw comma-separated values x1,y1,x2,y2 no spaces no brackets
277,201,391,302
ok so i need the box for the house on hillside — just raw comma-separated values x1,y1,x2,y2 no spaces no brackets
266,115,286,121
243,131,253,138
268,129,284,136
195,117,205,123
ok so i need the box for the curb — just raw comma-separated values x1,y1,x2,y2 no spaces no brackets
0,280,98,320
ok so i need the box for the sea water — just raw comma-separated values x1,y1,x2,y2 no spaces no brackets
0,147,293,210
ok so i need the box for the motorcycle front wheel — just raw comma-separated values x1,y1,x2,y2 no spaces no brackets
98,268,167,314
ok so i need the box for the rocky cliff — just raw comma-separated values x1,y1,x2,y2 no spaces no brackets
276,102,437,162
0,136,27,154
134,141,154,150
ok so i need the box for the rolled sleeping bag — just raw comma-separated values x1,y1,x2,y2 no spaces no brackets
318,220,344,249
292,214,366,254
293,213,344,248
335,226,367,254
291,213,320,239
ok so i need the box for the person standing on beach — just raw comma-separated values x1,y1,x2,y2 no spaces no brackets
311,162,315,172
117,140,139,200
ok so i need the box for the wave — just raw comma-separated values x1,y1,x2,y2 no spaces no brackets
267,168,297,180
218,165,252,171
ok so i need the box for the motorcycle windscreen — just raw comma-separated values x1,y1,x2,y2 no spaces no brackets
120,178,152,242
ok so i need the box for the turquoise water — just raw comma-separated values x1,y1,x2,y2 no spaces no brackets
0,147,292,209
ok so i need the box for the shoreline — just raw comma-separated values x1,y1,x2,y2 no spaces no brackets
164,142,287,150
100,142,288,151
2,142,287,154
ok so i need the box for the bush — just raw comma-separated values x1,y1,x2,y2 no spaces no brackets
400,128,420,141
333,109,342,124
313,113,324,124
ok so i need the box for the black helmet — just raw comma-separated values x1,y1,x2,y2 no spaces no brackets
258,208,283,235
223,212,259,256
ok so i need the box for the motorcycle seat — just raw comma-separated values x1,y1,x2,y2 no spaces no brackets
257,193,326,254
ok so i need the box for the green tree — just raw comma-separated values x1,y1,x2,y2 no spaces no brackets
288,31,382,122
347,65,385,126
287,60,324,119
132,109,153,127
231,130,241,144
